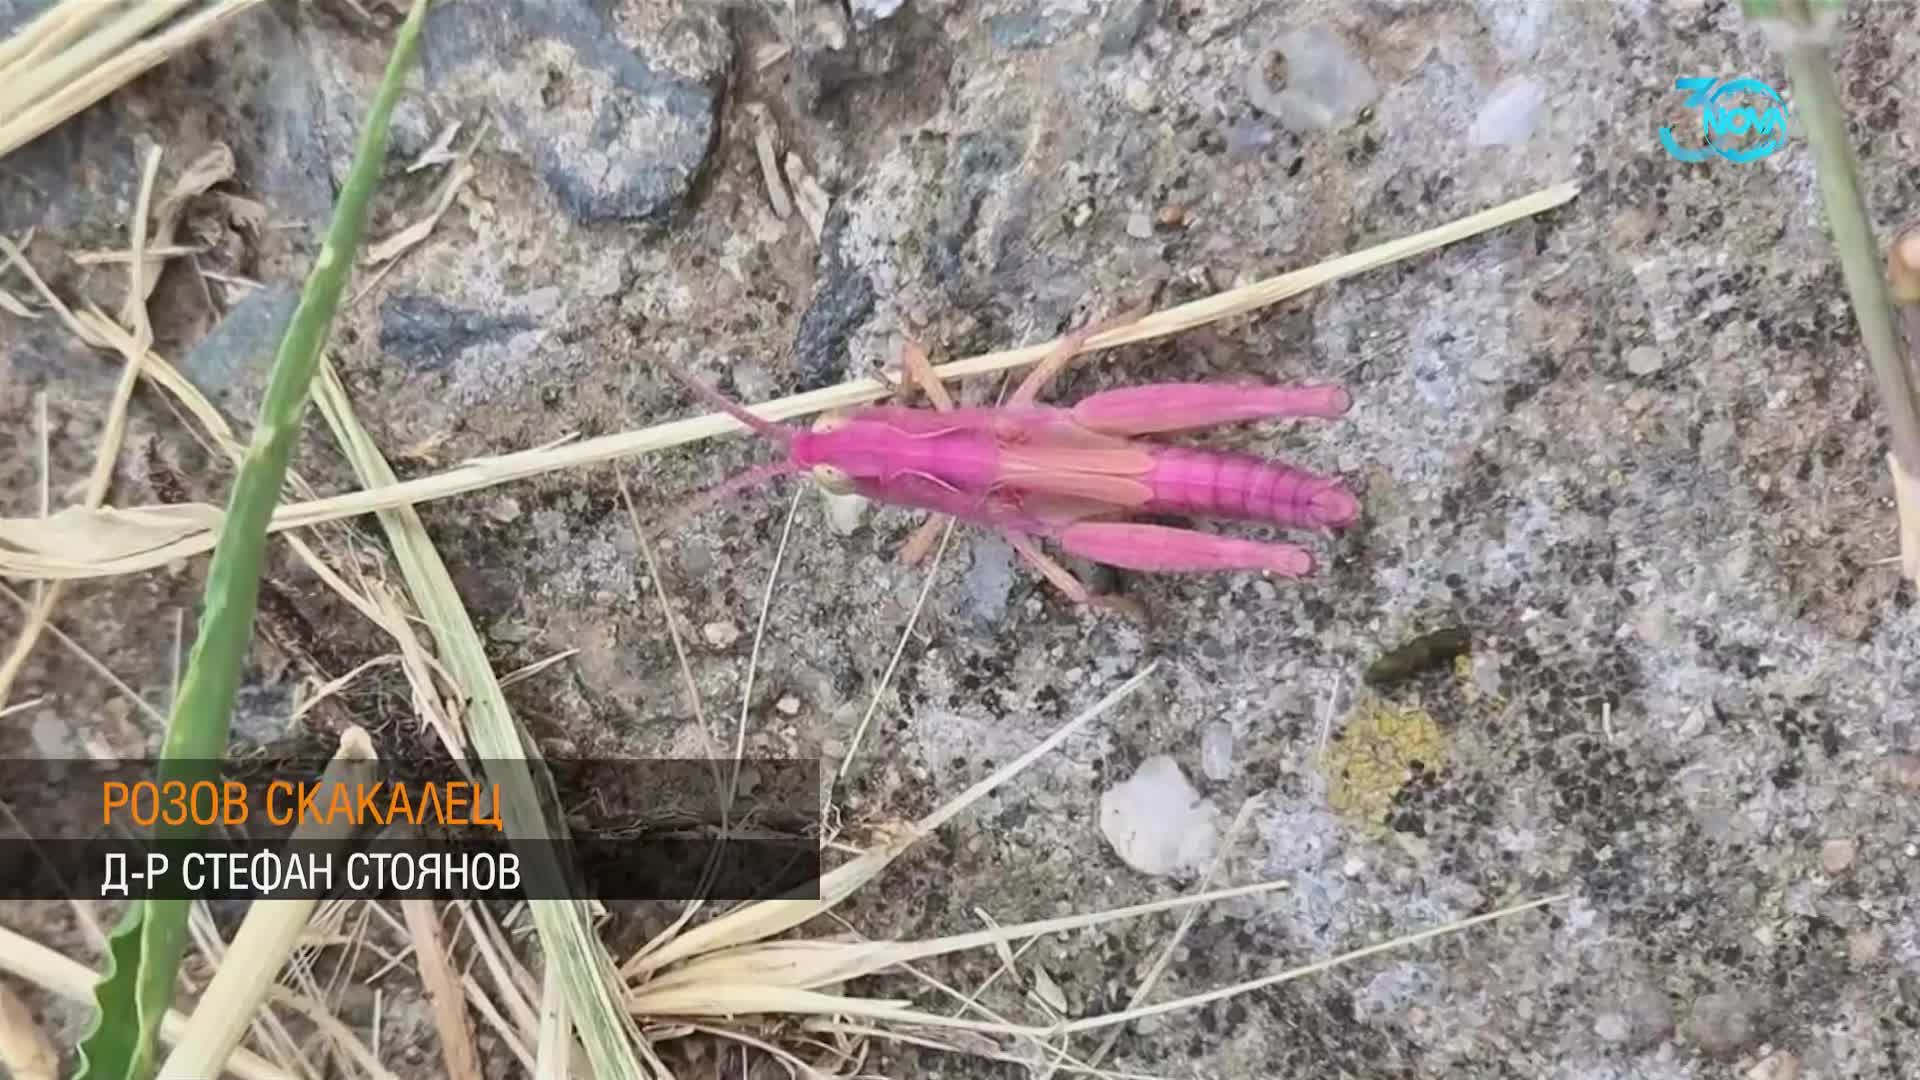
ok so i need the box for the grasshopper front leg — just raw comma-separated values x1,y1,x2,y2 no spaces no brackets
1008,298,1155,407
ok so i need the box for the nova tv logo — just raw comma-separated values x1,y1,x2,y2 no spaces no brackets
1658,76,1789,163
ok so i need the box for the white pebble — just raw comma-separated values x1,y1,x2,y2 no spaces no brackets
775,695,801,715
702,621,741,648
1099,755,1223,876
1469,78,1547,147
1245,26,1379,133
1126,211,1154,239
1123,76,1156,113
1200,721,1234,781
1626,346,1666,376
821,489,869,535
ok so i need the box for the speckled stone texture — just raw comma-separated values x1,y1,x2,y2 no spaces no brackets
5,0,1920,1076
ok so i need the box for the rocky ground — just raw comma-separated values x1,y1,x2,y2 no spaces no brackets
5,0,1920,1077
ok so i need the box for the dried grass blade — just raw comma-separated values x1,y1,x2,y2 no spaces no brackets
307,356,653,1080
631,881,1284,1002
627,664,1158,979
0,1,270,162
155,728,379,1080
0,977,57,1080
0,924,293,1080
400,899,482,1080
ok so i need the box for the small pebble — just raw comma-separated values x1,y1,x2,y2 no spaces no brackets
1155,204,1186,228
1123,76,1156,113
702,621,741,648
1626,345,1666,376
822,490,869,535
490,621,535,644
1593,1013,1631,1044
1245,26,1379,133
1099,755,1222,876
1820,837,1856,874
1745,1049,1800,1080
775,695,801,715
1847,927,1884,966
1126,211,1154,239
1884,753,1920,790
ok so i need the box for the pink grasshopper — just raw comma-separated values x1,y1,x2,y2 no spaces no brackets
653,310,1360,616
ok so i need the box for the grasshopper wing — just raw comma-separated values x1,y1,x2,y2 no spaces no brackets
996,441,1155,508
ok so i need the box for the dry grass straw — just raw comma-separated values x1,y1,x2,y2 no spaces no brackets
0,977,58,1080
0,180,1580,583
155,727,377,1080
0,0,269,161
398,898,483,1080
0,144,161,712
307,358,656,1080
0,924,293,1080
615,661,1567,1070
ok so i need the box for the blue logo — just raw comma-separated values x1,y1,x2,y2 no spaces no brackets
1659,76,1789,163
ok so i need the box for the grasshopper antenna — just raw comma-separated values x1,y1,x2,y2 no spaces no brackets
650,354,794,445
653,460,798,536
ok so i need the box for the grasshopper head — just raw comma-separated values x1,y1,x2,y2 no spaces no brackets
793,410,873,495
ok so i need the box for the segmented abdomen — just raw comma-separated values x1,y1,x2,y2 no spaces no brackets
1141,447,1357,529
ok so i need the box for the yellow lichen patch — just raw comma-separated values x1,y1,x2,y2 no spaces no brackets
1453,651,1477,705
1321,694,1451,827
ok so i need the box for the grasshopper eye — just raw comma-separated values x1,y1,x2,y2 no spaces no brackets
811,412,849,433
812,464,855,495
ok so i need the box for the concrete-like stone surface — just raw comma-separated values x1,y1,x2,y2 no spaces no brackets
4,1,1920,1076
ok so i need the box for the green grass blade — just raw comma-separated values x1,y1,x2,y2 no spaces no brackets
73,2,433,1077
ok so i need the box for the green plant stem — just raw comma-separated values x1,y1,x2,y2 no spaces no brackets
1755,1,1920,472
75,2,432,1077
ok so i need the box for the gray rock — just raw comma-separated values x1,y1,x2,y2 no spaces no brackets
421,0,732,224
851,0,908,29
1099,0,1160,55
966,535,1015,621
988,5,1090,51
0,80,145,235
204,2,336,224
1469,78,1547,148
179,286,300,419
228,678,296,746
378,293,536,372
1246,26,1380,133
792,210,877,389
